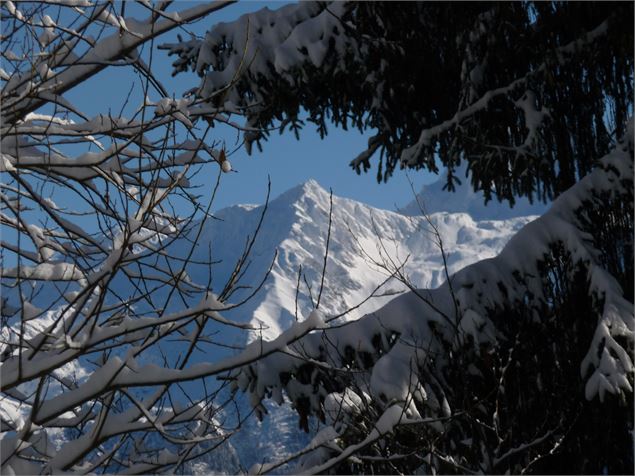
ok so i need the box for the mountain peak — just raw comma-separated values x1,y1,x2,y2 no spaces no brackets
300,178,327,194
274,178,329,205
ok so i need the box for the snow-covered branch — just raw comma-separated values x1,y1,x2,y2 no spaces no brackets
0,2,283,473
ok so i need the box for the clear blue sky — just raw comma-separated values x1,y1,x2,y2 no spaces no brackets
64,1,437,212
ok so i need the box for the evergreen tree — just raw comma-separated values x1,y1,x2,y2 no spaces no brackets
162,2,634,474
163,1,633,205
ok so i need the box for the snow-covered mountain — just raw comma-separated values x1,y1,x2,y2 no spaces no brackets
194,179,537,342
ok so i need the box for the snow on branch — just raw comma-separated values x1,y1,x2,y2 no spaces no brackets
2,1,233,123
0,2,277,473
399,18,611,167
161,1,352,107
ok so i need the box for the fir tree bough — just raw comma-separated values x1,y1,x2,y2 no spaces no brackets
162,1,633,205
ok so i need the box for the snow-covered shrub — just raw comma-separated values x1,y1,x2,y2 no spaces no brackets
230,126,634,474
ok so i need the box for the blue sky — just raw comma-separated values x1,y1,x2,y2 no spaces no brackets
64,0,437,212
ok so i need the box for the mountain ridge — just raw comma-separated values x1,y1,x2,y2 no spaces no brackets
199,178,539,342
400,165,549,220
